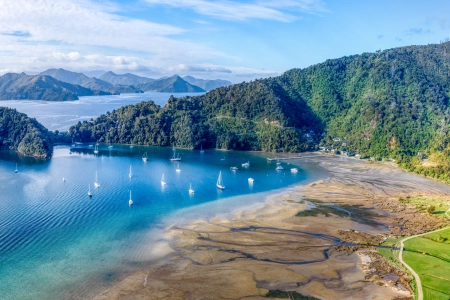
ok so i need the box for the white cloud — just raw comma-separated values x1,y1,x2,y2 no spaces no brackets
0,0,222,72
145,0,326,22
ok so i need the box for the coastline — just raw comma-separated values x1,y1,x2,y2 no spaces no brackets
91,153,450,299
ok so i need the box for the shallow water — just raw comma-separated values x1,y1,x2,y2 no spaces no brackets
0,145,328,299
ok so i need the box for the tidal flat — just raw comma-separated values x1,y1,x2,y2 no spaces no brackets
92,154,450,300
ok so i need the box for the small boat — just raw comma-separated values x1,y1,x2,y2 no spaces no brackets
170,145,181,161
200,144,204,154
94,171,100,188
129,165,133,178
248,178,254,183
161,173,166,185
130,143,134,148
128,190,133,206
14,163,18,173
230,166,238,171
242,161,250,168
88,184,92,197
108,143,113,149
63,177,66,182
71,137,75,147
94,143,99,154
189,183,194,194
276,165,284,170
88,144,93,147
176,163,181,172
216,171,225,190
291,168,298,173
96,141,99,146
75,142,83,145
142,152,148,162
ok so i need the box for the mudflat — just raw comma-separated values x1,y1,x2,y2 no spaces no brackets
93,154,450,300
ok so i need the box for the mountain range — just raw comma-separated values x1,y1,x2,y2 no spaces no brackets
0,73,110,100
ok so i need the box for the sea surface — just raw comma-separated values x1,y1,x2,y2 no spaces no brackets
0,92,204,131
0,93,329,299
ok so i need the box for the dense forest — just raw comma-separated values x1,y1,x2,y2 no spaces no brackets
0,107,54,158
62,41,450,180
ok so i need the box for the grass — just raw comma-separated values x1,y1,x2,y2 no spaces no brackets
402,228,450,299
381,236,402,247
398,196,450,216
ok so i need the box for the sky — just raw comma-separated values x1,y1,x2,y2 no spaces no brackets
0,0,449,83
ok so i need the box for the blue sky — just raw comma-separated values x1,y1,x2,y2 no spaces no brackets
0,0,449,82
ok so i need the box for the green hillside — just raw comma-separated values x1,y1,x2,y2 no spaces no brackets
68,42,450,174
0,107,54,158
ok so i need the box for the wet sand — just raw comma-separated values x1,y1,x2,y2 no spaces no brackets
92,154,450,299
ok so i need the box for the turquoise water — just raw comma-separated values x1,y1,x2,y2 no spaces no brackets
0,144,328,299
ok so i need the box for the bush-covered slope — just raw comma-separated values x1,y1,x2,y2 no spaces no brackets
68,42,450,161
0,107,53,158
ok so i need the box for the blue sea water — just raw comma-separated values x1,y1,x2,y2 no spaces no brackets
0,93,329,299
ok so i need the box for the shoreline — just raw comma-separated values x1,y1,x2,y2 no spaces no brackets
91,153,450,299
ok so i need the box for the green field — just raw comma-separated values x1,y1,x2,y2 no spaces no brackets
398,197,450,217
403,228,450,299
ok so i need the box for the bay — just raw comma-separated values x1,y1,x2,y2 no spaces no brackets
0,93,329,299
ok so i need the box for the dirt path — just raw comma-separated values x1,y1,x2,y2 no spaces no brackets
395,202,450,300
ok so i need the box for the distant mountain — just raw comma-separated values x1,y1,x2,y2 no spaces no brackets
99,71,154,86
138,75,205,92
183,76,231,91
0,73,109,100
84,70,108,78
40,69,143,94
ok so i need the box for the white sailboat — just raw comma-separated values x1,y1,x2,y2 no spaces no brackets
170,145,181,161
94,143,99,154
94,171,100,188
230,166,238,171
88,184,92,197
63,177,66,182
291,168,298,173
129,165,133,178
200,144,204,154
142,152,148,162
216,171,225,190
189,183,194,194
14,163,18,173
128,190,133,206
176,163,181,172
71,137,75,147
130,143,134,148
248,177,255,183
161,173,166,185
108,142,113,149
242,161,250,168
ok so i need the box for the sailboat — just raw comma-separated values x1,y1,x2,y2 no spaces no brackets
88,184,92,197
94,143,99,154
129,165,133,178
71,137,75,147
216,171,225,190
130,143,134,148
189,183,194,194
200,144,204,154
108,142,113,149
94,171,100,188
128,190,133,206
176,163,181,172
242,161,250,168
275,159,283,170
142,152,148,162
161,173,166,185
170,145,181,161
14,163,18,173
63,177,66,182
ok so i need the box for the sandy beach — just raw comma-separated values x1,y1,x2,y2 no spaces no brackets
92,154,450,300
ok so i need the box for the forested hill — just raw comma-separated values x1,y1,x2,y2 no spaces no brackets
68,42,450,161
0,107,53,158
